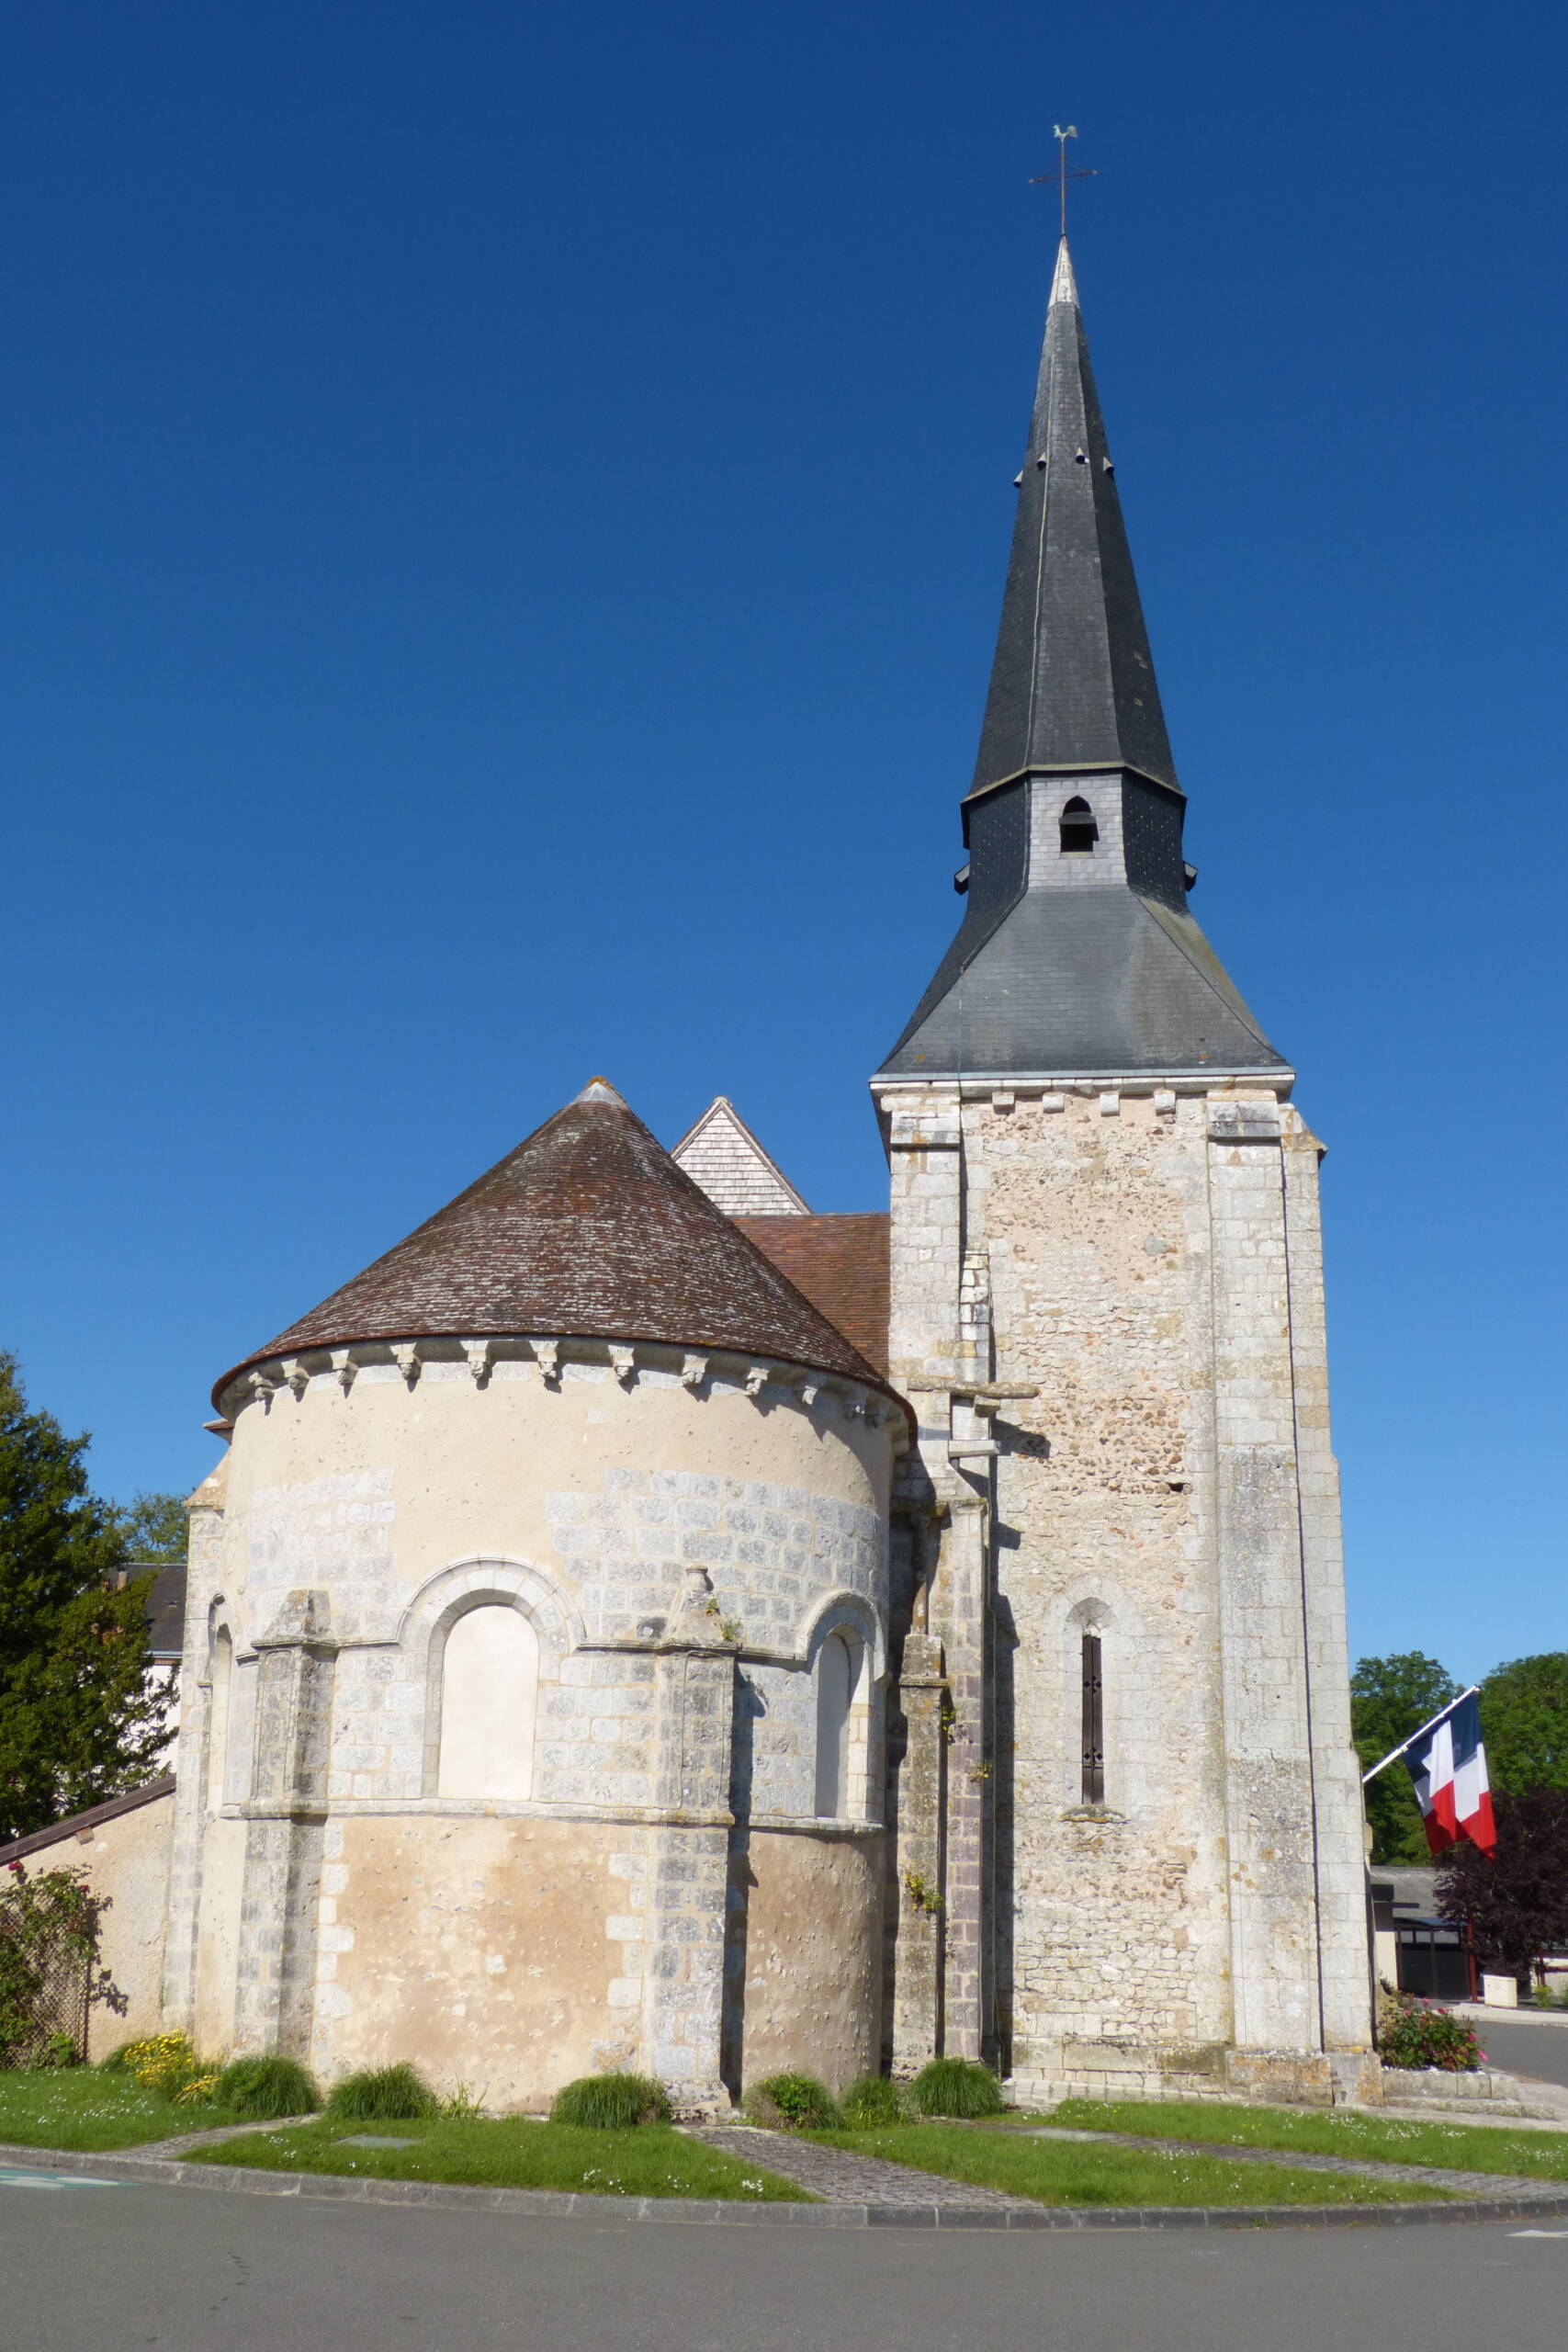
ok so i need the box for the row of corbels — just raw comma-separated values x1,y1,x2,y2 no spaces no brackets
229,1340,897,1429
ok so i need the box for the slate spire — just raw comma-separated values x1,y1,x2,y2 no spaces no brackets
878,236,1288,1082
972,238,1176,796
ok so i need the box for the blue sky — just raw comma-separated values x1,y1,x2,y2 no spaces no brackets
3,2,1562,1683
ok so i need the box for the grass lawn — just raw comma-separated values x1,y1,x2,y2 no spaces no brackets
1050,2098,1568,2183
809,2124,1450,2208
191,2118,809,2201
0,2070,232,2151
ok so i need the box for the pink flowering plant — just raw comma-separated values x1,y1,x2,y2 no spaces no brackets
1376,1986,1484,2073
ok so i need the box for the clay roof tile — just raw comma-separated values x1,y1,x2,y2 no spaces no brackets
214,1080,886,1405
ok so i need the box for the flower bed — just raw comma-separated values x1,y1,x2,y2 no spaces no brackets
1377,1991,1483,2073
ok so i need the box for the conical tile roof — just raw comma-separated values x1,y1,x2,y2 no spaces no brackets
214,1079,886,1402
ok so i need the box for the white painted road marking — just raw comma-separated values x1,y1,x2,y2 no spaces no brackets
0,2166,128,2190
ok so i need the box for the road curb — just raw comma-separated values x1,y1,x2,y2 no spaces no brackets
6,2137,1568,2231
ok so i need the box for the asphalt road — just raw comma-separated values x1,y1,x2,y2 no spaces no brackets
1471,2012,1568,2092
1,2178,1565,2352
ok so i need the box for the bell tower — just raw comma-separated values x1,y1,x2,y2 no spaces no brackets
875,235,1374,2103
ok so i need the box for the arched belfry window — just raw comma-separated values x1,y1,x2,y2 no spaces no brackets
1059,795,1099,854
436,1602,539,1799
814,1629,862,1818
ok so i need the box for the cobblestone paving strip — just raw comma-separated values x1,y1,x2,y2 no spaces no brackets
124,2116,320,2160
691,2125,1035,2209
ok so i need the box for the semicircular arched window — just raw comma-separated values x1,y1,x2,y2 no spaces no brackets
436,1603,540,1799
814,1629,864,1818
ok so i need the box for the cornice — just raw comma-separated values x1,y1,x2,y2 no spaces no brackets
217,1332,912,1448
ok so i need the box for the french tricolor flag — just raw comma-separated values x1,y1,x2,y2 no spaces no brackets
1405,1690,1496,1857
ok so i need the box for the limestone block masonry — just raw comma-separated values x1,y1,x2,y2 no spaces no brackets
162,1339,897,2110
874,1079,1373,2105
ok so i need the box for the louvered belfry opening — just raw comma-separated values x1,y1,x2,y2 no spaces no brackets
1058,795,1098,853
1081,1633,1105,1805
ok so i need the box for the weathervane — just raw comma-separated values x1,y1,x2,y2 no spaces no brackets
1030,124,1097,239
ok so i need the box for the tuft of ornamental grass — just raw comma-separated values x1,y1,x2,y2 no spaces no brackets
325,2063,438,2122
550,2072,671,2129
840,2072,907,2127
743,2071,842,2131
908,2056,1005,2118
216,2055,320,2120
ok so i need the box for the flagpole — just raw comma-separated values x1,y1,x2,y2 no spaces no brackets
1359,1686,1480,1787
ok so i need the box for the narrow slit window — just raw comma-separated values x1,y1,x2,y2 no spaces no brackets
206,1628,233,1812
1080,1633,1105,1804
1059,795,1099,854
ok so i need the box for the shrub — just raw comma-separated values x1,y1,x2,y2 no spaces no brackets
908,2057,1005,2117
1376,1990,1483,2073
840,2072,906,2126
550,2072,671,2129
216,2055,320,2119
115,2033,208,2098
97,2041,138,2074
173,2073,224,2107
744,2072,842,2131
326,2063,438,2121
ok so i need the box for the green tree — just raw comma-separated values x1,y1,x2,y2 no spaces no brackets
1477,1655,1568,1797
1351,1651,1459,1865
106,1490,187,1566
0,1353,171,1844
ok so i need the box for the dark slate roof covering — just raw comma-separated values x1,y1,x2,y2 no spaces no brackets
120,1564,186,1657
880,239,1289,1083
216,1080,886,1401
737,1214,890,1376
971,240,1178,797
880,888,1287,1079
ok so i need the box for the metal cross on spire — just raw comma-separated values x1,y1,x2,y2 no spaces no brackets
1030,124,1097,239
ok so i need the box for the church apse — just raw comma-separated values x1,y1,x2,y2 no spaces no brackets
155,1082,905,2110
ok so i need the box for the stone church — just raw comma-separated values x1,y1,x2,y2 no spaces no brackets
21,233,1376,2109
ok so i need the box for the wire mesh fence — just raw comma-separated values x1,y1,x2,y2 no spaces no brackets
0,1912,93,2068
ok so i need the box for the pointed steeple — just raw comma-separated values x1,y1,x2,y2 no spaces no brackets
972,237,1176,797
878,236,1288,1083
